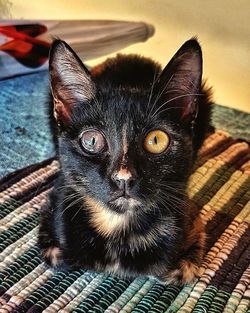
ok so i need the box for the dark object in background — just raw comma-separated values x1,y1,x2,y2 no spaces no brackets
0,24,50,68
0,20,154,79
15,126,26,135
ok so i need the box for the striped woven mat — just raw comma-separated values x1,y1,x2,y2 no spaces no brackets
0,130,249,313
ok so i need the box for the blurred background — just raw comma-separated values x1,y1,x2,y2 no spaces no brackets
1,0,250,113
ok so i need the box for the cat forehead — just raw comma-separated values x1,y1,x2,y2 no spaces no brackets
76,88,176,135
81,91,176,135
101,88,148,109
97,89,151,121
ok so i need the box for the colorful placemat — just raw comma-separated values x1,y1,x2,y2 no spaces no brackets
0,130,249,313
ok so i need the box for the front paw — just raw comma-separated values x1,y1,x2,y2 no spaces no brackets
42,246,62,268
161,260,201,286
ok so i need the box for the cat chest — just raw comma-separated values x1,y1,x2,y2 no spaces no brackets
86,231,177,276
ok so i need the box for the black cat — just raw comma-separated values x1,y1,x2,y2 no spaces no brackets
38,38,212,285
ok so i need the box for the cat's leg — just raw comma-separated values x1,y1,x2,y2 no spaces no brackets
162,215,206,286
38,198,63,268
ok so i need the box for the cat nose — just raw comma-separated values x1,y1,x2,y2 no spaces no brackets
111,169,136,191
111,176,135,191
111,176,126,190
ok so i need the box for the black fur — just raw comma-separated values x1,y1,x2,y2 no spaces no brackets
38,39,212,284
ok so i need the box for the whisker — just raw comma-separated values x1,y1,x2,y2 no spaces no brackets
148,73,174,117
58,195,83,218
146,68,158,113
151,93,203,119
57,192,81,208
157,195,188,217
71,205,83,221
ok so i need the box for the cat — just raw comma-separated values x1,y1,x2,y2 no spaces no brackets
38,38,212,285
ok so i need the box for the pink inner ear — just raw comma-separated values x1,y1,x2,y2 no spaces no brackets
54,100,72,125
181,99,198,121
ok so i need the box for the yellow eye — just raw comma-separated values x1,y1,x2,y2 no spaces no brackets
144,130,170,154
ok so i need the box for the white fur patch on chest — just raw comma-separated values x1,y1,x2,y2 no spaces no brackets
84,196,131,237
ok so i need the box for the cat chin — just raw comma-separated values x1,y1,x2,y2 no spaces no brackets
108,196,141,214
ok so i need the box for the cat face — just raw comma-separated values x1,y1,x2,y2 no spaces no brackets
49,39,210,217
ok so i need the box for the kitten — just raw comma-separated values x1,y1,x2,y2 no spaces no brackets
38,38,211,285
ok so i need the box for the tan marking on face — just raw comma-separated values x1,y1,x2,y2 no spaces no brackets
116,167,132,181
122,123,128,161
115,123,133,180
84,196,130,237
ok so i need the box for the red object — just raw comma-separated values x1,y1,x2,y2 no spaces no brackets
0,24,50,68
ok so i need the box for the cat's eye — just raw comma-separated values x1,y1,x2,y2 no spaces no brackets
144,130,170,154
80,129,106,154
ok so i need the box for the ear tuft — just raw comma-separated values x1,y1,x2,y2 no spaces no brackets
49,40,95,126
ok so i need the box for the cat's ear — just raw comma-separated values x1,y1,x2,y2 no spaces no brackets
49,40,96,126
155,39,202,122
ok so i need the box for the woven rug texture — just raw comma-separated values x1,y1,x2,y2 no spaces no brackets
0,130,249,313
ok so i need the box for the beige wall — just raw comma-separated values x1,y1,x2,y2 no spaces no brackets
8,0,250,112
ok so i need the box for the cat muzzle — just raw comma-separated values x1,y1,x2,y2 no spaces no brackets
109,196,141,213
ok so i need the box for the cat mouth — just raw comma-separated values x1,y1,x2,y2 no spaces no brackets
108,196,141,213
